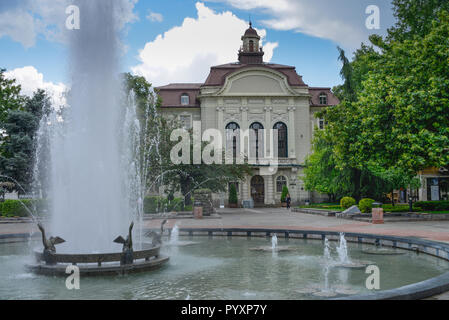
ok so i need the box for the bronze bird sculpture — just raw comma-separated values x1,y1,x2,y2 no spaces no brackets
37,223,65,265
113,221,134,265
146,219,167,247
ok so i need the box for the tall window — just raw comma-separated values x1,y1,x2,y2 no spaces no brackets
319,93,327,105
276,176,287,193
249,40,254,52
250,122,264,159
181,93,190,106
226,122,240,160
318,118,328,130
273,122,288,158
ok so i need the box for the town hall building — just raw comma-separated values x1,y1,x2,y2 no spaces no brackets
156,23,339,206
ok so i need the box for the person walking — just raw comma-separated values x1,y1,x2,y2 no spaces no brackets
286,193,291,210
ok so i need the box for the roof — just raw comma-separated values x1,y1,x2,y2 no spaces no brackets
155,71,339,109
309,87,340,106
203,62,307,87
244,26,259,37
155,84,201,108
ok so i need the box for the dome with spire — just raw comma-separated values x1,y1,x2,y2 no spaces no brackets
244,22,259,38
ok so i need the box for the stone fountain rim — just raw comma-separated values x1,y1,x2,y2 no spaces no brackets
3,227,449,299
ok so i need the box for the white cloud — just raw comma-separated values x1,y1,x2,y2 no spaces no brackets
0,0,139,48
147,11,163,23
5,66,67,108
132,2,278,86
213,0,395,50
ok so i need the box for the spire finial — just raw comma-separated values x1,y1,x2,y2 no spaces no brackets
249,14,252,28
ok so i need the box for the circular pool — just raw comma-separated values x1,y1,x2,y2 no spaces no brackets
1,229,449,300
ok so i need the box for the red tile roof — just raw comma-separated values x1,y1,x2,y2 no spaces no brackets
309,87,340,106
155,66,339,108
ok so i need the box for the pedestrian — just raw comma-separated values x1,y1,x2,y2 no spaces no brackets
286,193,291,209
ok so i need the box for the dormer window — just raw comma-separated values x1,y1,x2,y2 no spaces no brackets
319,93,327,105
181,94,189,106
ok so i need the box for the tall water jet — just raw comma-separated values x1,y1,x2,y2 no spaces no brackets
337,232,350,264
47,1,134,253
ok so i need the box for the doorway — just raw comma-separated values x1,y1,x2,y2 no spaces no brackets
251,175,265,205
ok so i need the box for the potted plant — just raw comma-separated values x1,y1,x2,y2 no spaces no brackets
280,185,289,207
228,184,238,208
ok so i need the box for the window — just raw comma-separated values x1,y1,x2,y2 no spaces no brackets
276,176,287,193
273,122,288,158
249,40,254,52
181,94,189,106
250,122,264,159
318,118,328,130
319,93,327,105
180,115,191,129
226,122,240,160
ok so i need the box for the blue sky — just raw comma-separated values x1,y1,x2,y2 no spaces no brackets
0,0,396,101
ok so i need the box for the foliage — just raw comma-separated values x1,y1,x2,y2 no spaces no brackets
340,197,356,209
414,201,449,211
304,4,449,201
280,185,289,203
0,69,24,124
0,88,51,192
228,184,238,204
359,198,375,213
0,199,48,217
143,196,185,214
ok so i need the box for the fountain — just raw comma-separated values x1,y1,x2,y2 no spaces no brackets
26,0,169,276
333,233,372,269
249,233,295,252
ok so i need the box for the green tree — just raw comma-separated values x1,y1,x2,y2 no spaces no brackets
0,69,24,124
0,90,50,192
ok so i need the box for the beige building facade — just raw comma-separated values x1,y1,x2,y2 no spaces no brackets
156,24,339,206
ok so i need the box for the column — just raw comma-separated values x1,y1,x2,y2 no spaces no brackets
288,106,296,159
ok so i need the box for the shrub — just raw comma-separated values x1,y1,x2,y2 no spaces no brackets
414,201,449,211
359,198,375,213
143,196,185,214
340,197,356,209
228,184,238,204
281,186,289,203
0,200,30,217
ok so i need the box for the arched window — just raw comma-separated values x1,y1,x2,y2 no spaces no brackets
181,93,189,106
319,93,327,105
273,122,288,158
249,40,254,52
276,176,287,193
226,122,240,160
250,122,264,159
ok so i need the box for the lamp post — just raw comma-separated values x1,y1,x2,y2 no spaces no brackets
408,187,413,212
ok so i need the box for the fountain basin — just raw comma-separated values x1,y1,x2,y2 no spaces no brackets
26,246,169,276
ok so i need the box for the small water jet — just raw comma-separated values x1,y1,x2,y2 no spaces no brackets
249,233,295,252
333,233,373,269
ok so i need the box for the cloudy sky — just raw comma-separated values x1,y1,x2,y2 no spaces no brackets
0,0,395,104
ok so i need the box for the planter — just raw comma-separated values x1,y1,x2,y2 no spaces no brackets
281,202,287,207
228,203,238,208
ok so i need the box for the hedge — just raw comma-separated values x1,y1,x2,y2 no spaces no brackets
414,201,449,211
340,197,356,209
0,199,48,217
144,196,185,214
